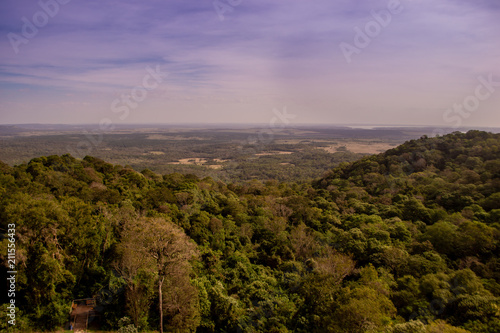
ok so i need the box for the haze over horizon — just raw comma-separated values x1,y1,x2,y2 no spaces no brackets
1,0,499,127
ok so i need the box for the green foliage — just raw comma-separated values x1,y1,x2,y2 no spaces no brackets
0,130,499,331
388,320,426,333
118,317,138,333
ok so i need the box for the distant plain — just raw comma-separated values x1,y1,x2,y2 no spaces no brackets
2,124,499,182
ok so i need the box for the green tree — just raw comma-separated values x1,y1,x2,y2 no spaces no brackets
124,217,199,333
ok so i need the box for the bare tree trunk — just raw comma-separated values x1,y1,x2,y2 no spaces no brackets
159,276,164,333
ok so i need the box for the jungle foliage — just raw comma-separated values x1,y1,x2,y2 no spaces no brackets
1,130,500,332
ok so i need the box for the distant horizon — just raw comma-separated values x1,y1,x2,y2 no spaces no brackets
2,122,500,129
3,122,500,138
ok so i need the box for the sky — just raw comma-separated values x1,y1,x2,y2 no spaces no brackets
0,0,499,127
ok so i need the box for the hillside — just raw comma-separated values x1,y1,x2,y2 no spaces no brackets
1,130,499,332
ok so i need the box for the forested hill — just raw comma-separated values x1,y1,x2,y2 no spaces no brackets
317,130,500,218
1,131,499,332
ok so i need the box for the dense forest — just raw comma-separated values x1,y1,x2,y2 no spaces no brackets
1,130,500,332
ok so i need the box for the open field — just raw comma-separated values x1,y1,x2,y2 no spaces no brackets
2,124,498,182
319,141,399,154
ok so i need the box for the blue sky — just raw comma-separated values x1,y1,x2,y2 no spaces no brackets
0,0,499,126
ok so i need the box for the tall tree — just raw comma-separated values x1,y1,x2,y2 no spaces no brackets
123,217,199,333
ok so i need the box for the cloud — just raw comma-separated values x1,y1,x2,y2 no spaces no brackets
0,0,499,125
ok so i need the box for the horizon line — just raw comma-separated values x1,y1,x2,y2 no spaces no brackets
2,123,500,129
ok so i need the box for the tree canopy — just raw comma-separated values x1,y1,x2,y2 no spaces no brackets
1,131,500,332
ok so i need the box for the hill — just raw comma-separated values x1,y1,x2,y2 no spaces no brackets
1,130,499,332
